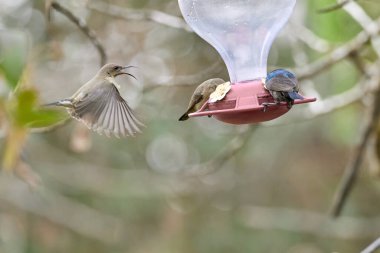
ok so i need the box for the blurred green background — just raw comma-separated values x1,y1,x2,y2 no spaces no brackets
1,0,380,252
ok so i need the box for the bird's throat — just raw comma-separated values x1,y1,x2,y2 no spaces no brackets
105,76,121,89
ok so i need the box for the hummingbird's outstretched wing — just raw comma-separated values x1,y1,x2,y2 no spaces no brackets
69,83,144,137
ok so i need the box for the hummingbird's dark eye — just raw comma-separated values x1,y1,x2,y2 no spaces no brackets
113,66,120,71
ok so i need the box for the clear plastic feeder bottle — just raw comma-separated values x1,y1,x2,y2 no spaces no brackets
178,0,316,124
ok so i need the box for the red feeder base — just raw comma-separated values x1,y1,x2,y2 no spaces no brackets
188,79,316,125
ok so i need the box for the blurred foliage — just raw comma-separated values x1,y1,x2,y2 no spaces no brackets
0,32,67,171
2,125,27,171
307,0,362,41
0,32,28,90
0,49,24,90
8,89,67,128
1,84,67,170
0,0,380,253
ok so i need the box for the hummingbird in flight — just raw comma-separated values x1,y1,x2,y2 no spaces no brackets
45,63,144,138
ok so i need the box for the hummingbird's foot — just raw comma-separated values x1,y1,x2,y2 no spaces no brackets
287,101,294,109
261,102,278,112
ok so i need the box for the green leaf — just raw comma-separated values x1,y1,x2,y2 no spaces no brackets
10,89,68,128
12,89,38,126
27,109,68,128
0,31,28,90
307,0,361,42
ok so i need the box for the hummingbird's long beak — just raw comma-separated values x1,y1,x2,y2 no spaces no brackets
124,65,137,70
116,65,137,80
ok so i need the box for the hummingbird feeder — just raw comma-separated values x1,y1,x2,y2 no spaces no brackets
178,0,316,124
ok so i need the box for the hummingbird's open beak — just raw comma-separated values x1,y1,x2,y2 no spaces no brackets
116,65,137,79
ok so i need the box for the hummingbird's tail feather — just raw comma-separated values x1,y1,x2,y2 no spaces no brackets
42,101,60,106
43,99,73,108
288,92,304,100
178,111,190,121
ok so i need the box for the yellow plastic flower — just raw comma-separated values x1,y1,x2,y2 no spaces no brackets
209,81,231,103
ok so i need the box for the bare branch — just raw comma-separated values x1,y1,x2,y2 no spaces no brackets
304,84,364,118
288,23,331,53
318,0,356,13
348,50,369,76
296,17,380,81
361,237,380,253
143,59,225,93
328,6,380,217
88,1,192,32
330,76,380,217
0,176,126,244
51,1,107,66
170,60,225,86
343,0,380,57
302,60,380,118
240,205,380,240
186,126,256,176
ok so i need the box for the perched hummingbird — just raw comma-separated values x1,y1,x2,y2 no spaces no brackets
178,78,225,121
263,69,304,109
45,63,144,137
